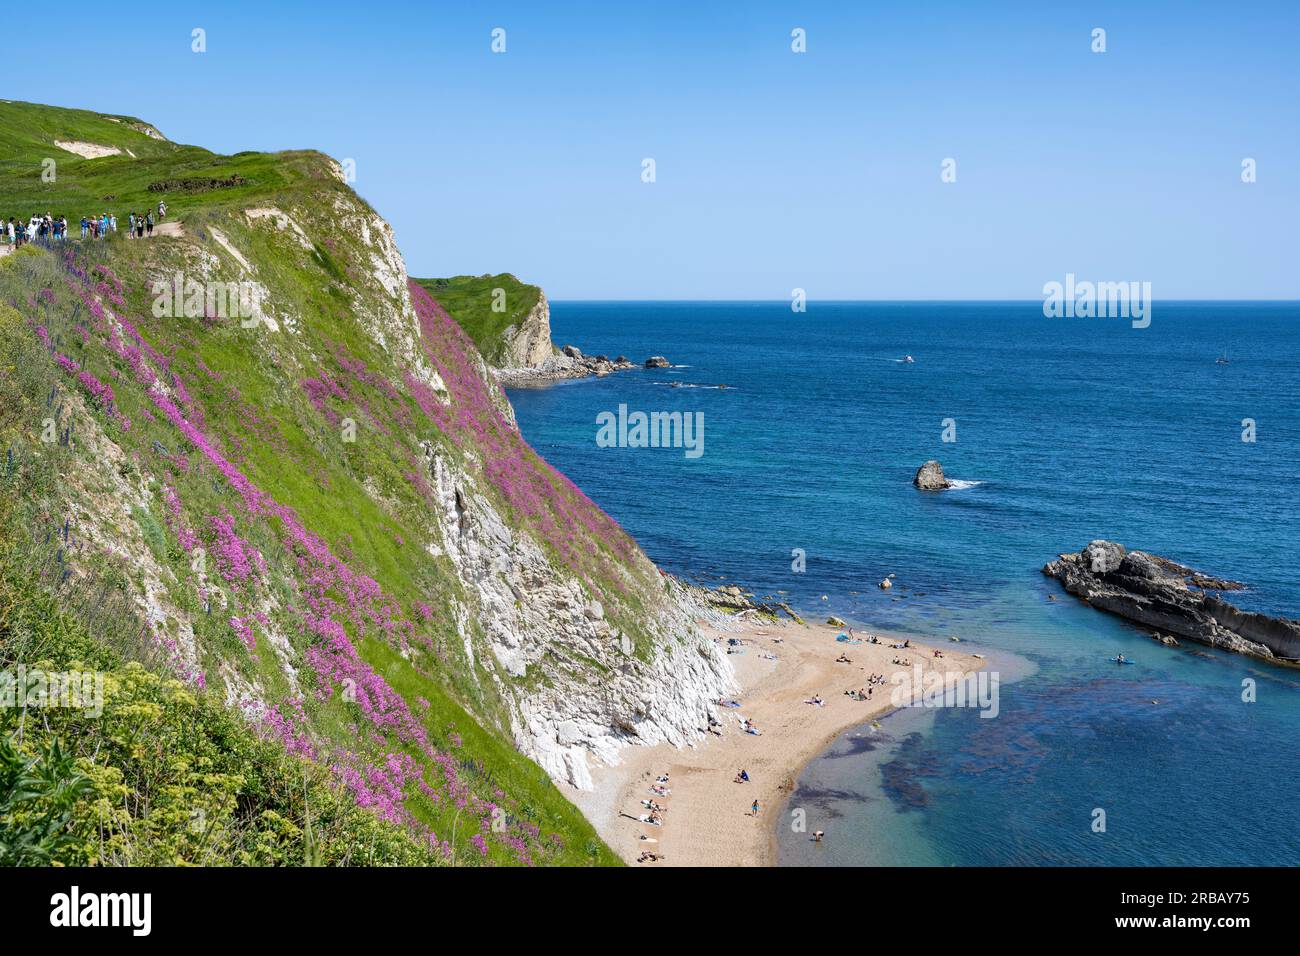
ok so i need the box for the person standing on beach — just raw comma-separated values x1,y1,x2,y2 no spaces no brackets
751,799,760,816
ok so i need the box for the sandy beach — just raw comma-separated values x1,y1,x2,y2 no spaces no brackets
566,616,985,867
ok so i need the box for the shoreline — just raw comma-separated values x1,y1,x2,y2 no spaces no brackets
495,350,647,387
564,616,985,867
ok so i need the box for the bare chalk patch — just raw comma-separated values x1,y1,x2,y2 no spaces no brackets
244,207,313,249
54,140,122,159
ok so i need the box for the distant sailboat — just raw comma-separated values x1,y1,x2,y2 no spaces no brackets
1215,352,1231,365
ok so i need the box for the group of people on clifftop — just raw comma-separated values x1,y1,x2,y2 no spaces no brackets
3,201,167,248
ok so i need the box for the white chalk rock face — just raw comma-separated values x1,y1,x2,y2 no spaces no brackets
421,432,734,789
500,293,555,370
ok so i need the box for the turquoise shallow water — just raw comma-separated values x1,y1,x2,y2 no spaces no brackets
508,301,1300,866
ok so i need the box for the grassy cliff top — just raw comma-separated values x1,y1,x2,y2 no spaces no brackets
0,99,336,221
415,274,544,366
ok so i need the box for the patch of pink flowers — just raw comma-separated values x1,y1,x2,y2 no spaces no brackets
230,615,257,652
76,369,115,408
407,279,635,570
208,512,256,585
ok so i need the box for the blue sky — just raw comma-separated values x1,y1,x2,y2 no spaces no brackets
6,1,1297,298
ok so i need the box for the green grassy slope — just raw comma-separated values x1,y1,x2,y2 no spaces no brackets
0,101,636,866
0,527,445,867
0,100,173,162
415,274,544,366
0,99,315,222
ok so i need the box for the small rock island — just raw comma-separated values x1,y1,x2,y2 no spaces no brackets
913,460,952,491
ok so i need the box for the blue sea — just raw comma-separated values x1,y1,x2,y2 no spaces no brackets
507,301,1300,867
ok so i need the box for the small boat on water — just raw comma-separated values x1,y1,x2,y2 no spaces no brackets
1215,356,1231,365
901,354,915,364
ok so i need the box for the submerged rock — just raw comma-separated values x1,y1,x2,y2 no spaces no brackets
913,460,951,490
645,355,671,368
1042,540,1298,664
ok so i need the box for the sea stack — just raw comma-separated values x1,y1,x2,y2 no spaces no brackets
645,355,671,368
913,460,951,490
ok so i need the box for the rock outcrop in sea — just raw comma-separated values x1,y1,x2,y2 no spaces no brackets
499,352,640,384
1042,540,1300,664
913,460,951,490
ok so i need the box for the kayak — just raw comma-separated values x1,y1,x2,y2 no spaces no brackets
1110,657,1136,664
